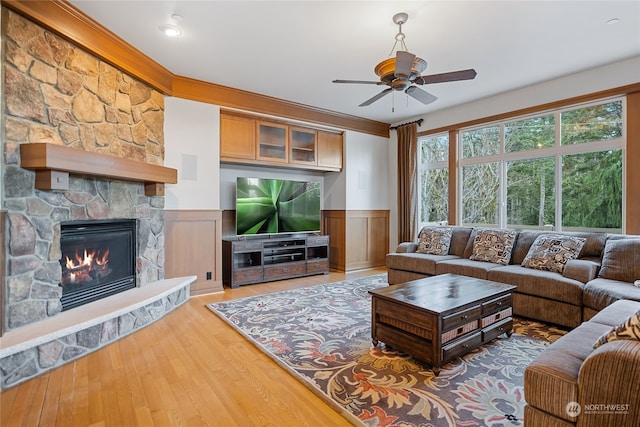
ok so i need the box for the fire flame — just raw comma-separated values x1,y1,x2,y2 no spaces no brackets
63,248,110,284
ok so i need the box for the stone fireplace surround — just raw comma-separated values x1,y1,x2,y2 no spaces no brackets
0,9,195,389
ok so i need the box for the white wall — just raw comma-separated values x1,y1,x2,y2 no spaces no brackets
410,56,640,131
164,97,220,210
343,131,390,210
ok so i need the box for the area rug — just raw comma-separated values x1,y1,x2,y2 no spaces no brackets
207,274,567,427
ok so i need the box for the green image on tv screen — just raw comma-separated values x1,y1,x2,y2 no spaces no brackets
236,177,321,235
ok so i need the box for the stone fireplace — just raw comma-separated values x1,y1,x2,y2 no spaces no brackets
0,9,193,390
2,9,167,331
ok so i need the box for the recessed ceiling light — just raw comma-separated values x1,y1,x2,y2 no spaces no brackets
159,24,182,37
606,18,620,25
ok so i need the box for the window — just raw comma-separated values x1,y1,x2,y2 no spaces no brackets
418,133,449,226
456,99,624,232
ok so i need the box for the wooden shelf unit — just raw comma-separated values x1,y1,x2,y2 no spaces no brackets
222,234,329,288
221,110,343,172
19,143,178,196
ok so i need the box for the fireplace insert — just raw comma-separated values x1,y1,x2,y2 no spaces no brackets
59,219,136,311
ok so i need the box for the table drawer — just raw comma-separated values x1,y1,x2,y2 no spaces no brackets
263,262,306,280
442,331,482,363
482,294,512,315
482,317,513,342
374,299,435,331
442,305,481,330
307,259,328,273
442,320,478,344
481,307,512,328
233,268,262,285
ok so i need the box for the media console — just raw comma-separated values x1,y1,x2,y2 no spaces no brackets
222,234,330,288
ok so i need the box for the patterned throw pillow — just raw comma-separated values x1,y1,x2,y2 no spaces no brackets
416,227,454,255
469,229,517,265
593,310,640,348
521,234,586,273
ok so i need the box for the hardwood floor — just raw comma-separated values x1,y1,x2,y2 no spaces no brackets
1,268,386,427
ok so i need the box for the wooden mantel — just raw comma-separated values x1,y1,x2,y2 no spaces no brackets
20,143,178,196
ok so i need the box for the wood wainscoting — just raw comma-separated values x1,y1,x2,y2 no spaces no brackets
322,210,389,272
164,210,223,295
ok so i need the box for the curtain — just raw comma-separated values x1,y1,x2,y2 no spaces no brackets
397,122,418,243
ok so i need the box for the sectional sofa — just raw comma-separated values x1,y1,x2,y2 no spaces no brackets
386,226,640,328
387,226,640,427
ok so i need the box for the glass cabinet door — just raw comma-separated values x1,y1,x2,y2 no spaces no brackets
289,127,317,165
256,121,288,163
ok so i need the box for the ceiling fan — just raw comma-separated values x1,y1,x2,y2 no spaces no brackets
333,12,477,107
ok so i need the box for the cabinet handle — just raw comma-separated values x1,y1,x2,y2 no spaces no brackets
461,314,468,320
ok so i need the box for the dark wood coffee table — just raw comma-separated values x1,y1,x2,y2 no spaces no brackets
369,273,516,375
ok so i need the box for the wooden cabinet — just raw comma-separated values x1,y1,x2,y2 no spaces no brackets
289,127,317,165
220,110,343,172
256,121,288,163
220,114,256,160
222,235,329,288
317,130,343,170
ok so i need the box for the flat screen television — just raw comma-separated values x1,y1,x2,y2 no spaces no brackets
236,177,321,235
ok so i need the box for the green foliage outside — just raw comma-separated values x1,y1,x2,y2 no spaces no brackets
420,100,623,231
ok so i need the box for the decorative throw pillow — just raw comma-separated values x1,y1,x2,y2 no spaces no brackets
598,238,640,283
416,227,454,255
521,234,586,274
469,229,517,265
593,310,640,348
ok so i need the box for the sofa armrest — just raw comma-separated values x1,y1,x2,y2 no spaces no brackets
396,242,418,253
578,339,640,427
562,259,599,283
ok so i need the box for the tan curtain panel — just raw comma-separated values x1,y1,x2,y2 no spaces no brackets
397,122,418,242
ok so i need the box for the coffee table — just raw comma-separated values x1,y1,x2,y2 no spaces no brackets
369,273,516,375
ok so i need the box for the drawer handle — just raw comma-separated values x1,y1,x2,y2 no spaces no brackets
463,344,469,349
498,327,504,331
496,313,501,320
461,315,468,320
283,268,289,273
497,301,503,306
457,327,463,334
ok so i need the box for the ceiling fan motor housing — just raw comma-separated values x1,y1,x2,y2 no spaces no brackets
374,56,428,84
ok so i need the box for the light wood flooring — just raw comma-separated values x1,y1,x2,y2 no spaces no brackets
1,268,386,427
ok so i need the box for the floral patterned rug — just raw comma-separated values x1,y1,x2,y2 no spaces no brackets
207,274,567,427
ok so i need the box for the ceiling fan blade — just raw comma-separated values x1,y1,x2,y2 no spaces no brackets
394,51,415,78
406,86,438,105
333,79,384,85
417,68,477,85
359,88,393,107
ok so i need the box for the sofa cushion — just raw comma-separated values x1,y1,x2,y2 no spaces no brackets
562,259,599,283
594,309,640,348
488,265,584,305
583,278,640,312
511,230,607,265
588,299,640,327
521,234,586,274
435,258,504,279
598,238,640,283
468,228,517,265
386,252,458,276
449,227,473,257
416,226,454,255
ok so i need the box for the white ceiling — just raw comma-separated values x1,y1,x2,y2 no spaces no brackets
69,1,640,125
